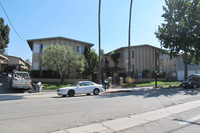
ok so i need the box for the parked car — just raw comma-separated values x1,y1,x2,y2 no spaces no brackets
11,71,32,90
57,81,104,97
180,74,200,88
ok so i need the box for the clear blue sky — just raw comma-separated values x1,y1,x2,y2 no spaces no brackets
0,0,165,62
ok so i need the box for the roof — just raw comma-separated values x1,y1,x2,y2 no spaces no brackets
104,44,162,56
6,55,26,64
27,36,94,50
0,54,8,61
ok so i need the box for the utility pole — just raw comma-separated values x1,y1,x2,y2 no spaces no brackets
128,0,133,77
155,50,158,88
98,0,102,83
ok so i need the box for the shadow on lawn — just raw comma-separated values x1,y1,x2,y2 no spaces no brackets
99,87,200,99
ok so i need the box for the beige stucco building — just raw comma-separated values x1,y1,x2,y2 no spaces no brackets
5,55,29,72
104,44,164,77
27,37,94,71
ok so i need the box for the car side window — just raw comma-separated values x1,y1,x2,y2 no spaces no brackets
79,82,86,86
86,82,94,86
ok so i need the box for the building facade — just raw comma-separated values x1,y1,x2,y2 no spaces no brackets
162,54,200,81
104,44,164,78
4,55,29,72
27,37,94,71
0,54,8,74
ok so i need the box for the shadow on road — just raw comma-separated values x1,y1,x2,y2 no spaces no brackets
0,95,24,101
99,87,200,99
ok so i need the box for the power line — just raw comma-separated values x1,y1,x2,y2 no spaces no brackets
0,1,24,41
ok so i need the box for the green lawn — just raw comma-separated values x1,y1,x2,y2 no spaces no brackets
134,81,180,87
42,83,72,90
42,81,180,90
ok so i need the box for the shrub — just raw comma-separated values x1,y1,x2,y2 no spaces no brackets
125,77,134,87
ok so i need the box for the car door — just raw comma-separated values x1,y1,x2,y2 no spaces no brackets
75,82,87,94
85,82,95,93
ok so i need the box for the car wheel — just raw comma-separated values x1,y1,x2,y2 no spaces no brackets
62,95,67,97
68,90,75,97
86,93,91,95
93,89,99,95
193,84,197,88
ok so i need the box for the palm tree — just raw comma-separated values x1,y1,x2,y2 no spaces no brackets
128,0,133,77
98,0,102,83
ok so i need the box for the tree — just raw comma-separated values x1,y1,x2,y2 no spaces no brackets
110,51,120,72
84,46,98,77
0,18,10,53
25,59,31,64
155,0,200,80
98,0,102,83
41,44,86,84
128,0,133,77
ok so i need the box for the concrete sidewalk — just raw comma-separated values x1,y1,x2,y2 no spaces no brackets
51,99,200,133
0,87,144,101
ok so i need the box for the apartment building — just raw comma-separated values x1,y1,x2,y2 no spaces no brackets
162,54,200,81
27,36,94,71
0,54,8,74
104,44,164,77
5,55,29,72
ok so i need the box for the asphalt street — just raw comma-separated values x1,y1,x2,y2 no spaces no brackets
0,86,200,133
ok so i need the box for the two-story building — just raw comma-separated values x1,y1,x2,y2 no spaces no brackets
162,54,200,81
27,36,94,71
27,37,94,78
4,55,29,72
104,44,164,78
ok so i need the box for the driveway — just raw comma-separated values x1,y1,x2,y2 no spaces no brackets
0,75,25,94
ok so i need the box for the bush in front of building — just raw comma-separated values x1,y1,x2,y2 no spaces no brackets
30,70,60,78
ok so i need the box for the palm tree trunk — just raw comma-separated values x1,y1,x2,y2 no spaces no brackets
184,52,188,80
98,0,102,83
128,0,133,77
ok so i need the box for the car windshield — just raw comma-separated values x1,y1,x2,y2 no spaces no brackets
188,76,198,81
70,82,79,87
13,73,29,79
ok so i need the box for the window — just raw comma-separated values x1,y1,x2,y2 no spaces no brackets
86,82,94,86
33,62,39,70
33,44,40,53
40,44,46,52
132,65,134,72
125,51,128,59
77,46,79,53
132,51,134,58
77,46,84,54
79,82,86,86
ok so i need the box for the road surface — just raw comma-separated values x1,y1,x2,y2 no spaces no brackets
0,87,200,133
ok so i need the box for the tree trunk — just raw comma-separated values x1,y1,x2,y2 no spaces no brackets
128,0,133,77
60,71,66,84
98,0,102,83
184,53,188,80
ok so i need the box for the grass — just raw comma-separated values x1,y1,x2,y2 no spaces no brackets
133,81,180,87
42,81,180,90
42,83,72,90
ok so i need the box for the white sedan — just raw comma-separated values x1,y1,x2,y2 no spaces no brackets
57,81,104,97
